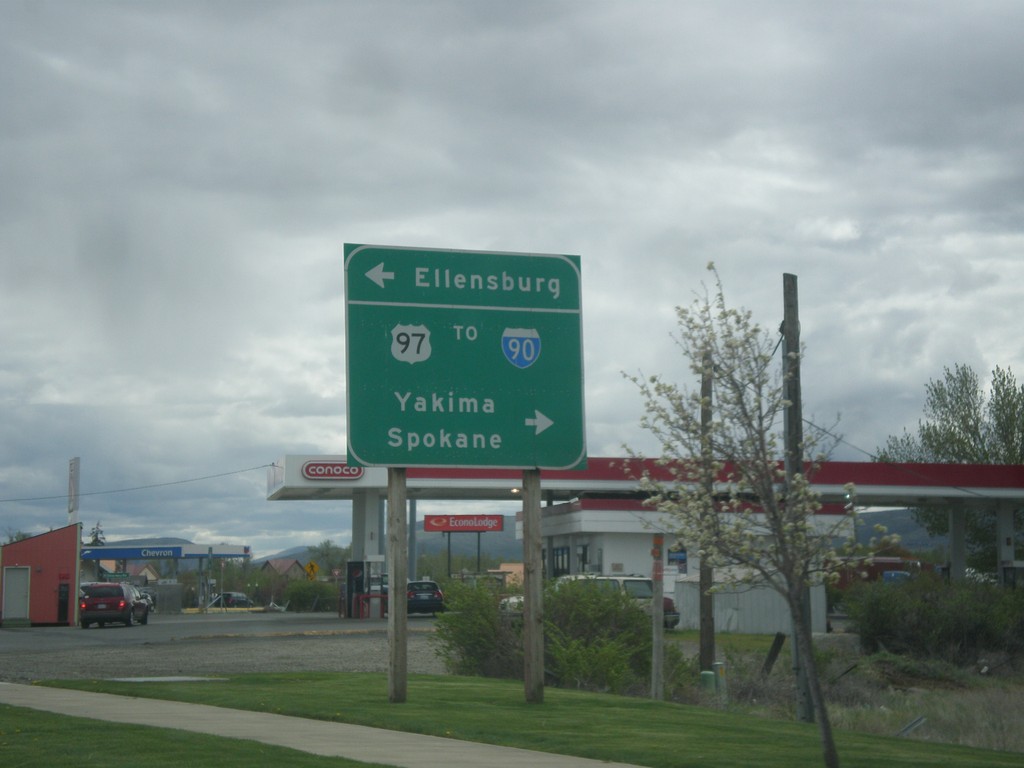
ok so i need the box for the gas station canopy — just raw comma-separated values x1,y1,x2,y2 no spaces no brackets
267,455,1024,509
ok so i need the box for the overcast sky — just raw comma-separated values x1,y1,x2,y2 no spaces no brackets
3,2,1023,558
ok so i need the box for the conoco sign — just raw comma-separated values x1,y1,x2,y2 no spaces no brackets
302,461,365,480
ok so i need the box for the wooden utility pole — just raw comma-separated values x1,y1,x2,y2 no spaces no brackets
782,275,803,506
699,349,716,673
782,273,813,723
522,468,544,703
387,467,408,703
651,533,665,699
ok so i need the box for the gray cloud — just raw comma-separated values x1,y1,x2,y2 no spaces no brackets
3,2,1023,554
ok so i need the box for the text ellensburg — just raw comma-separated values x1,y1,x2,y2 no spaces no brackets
415,267,561,300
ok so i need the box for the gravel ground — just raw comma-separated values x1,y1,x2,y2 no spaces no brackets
1,628,448,683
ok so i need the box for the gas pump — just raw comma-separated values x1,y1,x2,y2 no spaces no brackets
345,561,367,618
345,558,385,618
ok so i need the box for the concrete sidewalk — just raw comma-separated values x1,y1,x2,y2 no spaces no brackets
0,682,644,768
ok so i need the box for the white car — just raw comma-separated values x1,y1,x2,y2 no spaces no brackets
501,575,680,628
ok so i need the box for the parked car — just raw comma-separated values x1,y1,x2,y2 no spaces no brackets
139,588,156,612
209,591,254,608
79,582,150,628
555,574,681,629
499,574,680,628
406,580,445,616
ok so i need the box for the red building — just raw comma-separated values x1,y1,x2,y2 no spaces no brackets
0,524,81,627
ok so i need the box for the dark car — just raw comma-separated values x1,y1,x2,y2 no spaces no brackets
406,580,444,616
209,591,254,608
79,582,150,628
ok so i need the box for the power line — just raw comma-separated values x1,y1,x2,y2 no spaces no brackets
803,417,878,460
0,463,274,504
802,417,997,500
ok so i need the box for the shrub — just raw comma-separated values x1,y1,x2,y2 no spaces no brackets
862,651,968,688
661,641,703,704
431,581,523,677
432,577,659,695
282,579,337,612
543,578,651,688
546,625,635,692
845,575,1024,665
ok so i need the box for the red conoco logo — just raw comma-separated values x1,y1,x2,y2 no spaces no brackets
302,461,365,480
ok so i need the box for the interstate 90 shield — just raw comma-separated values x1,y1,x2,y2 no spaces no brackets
501,327,541,369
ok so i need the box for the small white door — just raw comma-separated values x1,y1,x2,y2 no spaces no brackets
2,566,31,621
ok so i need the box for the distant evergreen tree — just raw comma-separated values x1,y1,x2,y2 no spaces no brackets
307,539,351,574
89,521,106,546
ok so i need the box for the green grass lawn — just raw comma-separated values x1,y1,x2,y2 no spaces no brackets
0,705,386,768
7,673,1018,768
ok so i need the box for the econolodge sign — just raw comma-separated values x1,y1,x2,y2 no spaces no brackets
424,514,505,533
344,244,586,470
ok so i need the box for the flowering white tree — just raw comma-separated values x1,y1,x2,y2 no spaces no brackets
627,266,876,768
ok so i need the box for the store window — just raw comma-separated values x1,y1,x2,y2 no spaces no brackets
552,546,570,577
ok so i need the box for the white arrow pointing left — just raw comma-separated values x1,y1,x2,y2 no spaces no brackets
365,262,395,288
525,410,554,435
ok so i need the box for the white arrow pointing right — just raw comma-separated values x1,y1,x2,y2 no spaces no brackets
525,410,554,435
365,262,395,288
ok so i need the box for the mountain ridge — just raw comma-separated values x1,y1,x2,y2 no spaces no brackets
97,509,947,564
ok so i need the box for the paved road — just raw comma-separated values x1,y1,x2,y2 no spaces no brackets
0,611,443,681
1,610,391,652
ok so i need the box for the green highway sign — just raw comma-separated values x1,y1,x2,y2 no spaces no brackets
344,244,586,469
